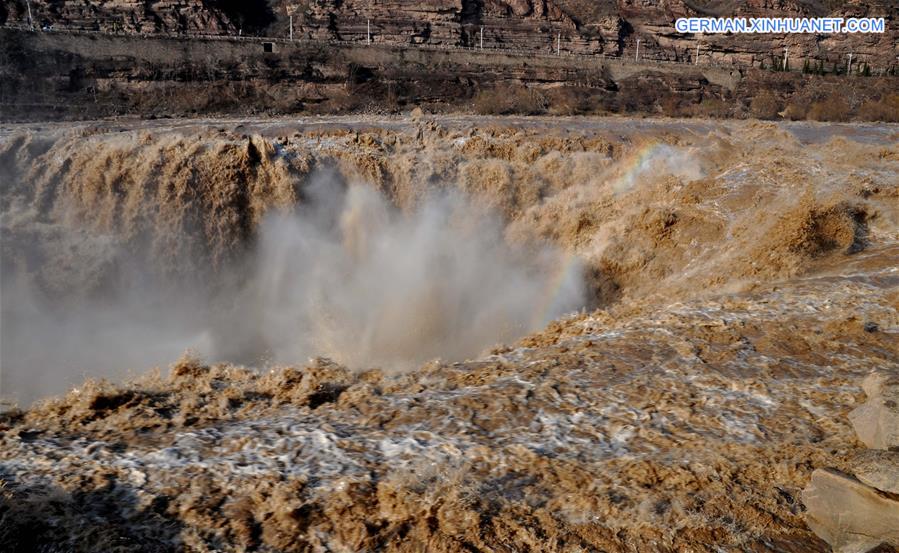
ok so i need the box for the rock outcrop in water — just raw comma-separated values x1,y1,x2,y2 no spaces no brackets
803,371,899,553
852,449,899,494
850,372,899,450
803,469,899,553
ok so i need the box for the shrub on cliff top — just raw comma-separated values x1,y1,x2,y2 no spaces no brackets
473,83,548,115
750,92,782,120
806,96,852,122
856,94,899,122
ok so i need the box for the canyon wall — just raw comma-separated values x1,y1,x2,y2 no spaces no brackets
0,27,747,120
3,0,897,68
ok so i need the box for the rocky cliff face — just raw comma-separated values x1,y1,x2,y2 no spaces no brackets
5,0,897,68
1,0,273,34
0,28,745,121
629,0,898,68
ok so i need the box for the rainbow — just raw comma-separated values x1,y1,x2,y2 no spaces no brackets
528,142,676,328
530,252,583,329
611,141,667,193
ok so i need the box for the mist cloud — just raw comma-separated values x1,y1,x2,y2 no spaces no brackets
1,176,586,404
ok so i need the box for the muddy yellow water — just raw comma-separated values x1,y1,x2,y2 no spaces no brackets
1,116,897,551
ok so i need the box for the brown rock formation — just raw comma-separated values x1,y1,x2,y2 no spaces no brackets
3,0,239,33
803,370,899,553
802,469,899,553
0,27,745,121
851,449,899,495
6,0,897,68
849,372,899,450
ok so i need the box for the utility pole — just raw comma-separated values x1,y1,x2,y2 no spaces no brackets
285,5,292,40
557,32,561,55
635,39,641,61
847,52,853,75
783,46,789,71
367,19,371,44
480,26,484,50
25,0,34,30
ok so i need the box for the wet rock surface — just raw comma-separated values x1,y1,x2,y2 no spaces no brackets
851,449,899,494
849,372,899,450
802,469,899,553
803,370,899,553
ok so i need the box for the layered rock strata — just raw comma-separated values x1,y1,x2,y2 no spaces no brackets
4,0,897,68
